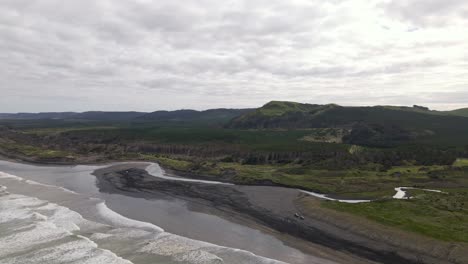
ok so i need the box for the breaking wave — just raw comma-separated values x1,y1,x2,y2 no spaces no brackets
0,171,286,264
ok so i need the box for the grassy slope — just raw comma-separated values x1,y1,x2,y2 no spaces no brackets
228,101,336,128
380,105,445,115
320,162,468,242
446,108,468,117
0,142,73,159
322,189,468,242
379,105,468,118
454,158,468,167
256,101,320,116
144,153,468,199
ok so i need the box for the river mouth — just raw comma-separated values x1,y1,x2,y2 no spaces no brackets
0,160,345,264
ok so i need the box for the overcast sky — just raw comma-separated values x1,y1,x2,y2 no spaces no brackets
0,0,467,112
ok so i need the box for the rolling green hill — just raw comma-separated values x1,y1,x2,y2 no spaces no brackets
445,108,468,117
227,101,340,129
228,101,468,147
2,101,468,154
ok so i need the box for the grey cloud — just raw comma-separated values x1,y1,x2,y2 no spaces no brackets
121,2,203,32
94,18,145,44
352,59,445,77
422,91,468,104
381,0,468,26
0,0,466,112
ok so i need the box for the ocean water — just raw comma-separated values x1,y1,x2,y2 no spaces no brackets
0,160,338,264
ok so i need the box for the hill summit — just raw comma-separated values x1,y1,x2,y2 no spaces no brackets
227,101,340,129
227,101,468,147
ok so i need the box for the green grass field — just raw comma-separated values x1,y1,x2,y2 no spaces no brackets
453,158,468,167
142,153,468,199
322,189,468,242
0,142,73,159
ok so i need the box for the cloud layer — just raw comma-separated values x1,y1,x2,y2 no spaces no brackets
0,0,467,112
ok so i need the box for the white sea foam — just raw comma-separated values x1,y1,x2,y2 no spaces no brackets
0,171,23,180
36,202,85,231
93,227,286,264
173,249,224,264
146,163,234,185
1,237,134,264
96,202,164,232
24,179,79,194
0,171,79,194
0,188,133,264
0,221,71,257
137,232,217,256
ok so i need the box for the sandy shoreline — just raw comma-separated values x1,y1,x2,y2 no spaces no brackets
92,163,468,264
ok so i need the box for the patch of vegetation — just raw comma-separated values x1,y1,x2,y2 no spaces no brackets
140,154,193,171
300,128,349,143
0,142,73,159
348,145,364,155
62,125,349,153
446,108,468,118
257,101,313,116
322,189,468,242
453,158,468,167
136,154,468,199
23,126,119,135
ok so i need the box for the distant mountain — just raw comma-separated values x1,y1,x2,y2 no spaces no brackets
371,105,468,119
0,109,253,123
136,110,199,120
71,111,147,121
1,103,466,136
137,108,253,123
0,112,77,120
0,111,147,121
